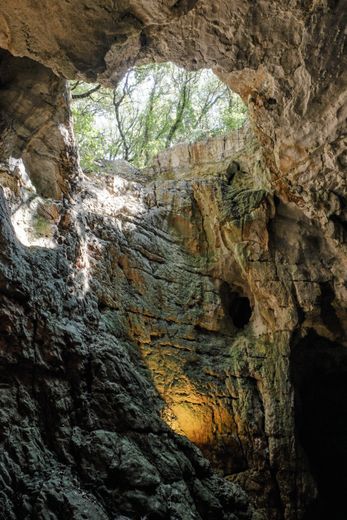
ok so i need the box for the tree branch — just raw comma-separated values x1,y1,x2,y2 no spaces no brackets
72,84,101,100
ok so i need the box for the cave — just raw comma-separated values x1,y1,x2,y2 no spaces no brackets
0,2,346,520
291,330,347,520
70,63,247,172
219,282,252,329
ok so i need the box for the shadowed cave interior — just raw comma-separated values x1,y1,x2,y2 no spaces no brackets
219,282,253,330
292,330,347,520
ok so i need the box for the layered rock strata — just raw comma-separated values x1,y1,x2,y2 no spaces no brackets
0,150,256,519
1,122,345,519
0,1,346,519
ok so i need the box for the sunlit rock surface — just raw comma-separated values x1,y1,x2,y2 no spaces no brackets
0,150,255,519
0,1,346,519
74,131,347,519
1,124,344,518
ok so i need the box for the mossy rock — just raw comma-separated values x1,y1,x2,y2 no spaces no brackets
33,214,53,237
222,187,268,221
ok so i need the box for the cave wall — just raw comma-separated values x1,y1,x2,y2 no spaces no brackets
1,0,346,192
92,133,344,519
0,144,256,520
0,51,79,199
0,1,346,519
291,331,347,519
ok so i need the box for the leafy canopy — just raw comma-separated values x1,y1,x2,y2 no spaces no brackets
70,63,247,171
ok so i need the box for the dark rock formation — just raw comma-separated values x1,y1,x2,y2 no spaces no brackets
0,2,346,520
0,156,254,519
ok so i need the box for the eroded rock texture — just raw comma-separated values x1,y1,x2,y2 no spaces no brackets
0,1,346,520
0,51,78,199
0,156,255,520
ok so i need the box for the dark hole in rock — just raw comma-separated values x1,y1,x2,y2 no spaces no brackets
265,97,277,111
226,160,240,184
219,281,252,329
319,281,344,337
98,300,109,312
171,0,199,15
267,97,277,105
291,329,347,519
273,194,282,208
140,31,148,48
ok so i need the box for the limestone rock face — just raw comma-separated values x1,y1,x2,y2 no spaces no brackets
71,132,346,520
0,51,79,199
0,0,346,207
0,2,346,520
0,124,344,519
0,157,255,520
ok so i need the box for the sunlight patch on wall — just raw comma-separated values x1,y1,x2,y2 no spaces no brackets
162,399,214,447
79,164,147,221
7,158,58,249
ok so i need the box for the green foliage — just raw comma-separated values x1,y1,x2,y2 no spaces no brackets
33,215,52,237
70,63,248,171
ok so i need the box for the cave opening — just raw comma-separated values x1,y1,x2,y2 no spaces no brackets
4,59,249,250
219,281,252,329
291,329,347,520
70,62,247,173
